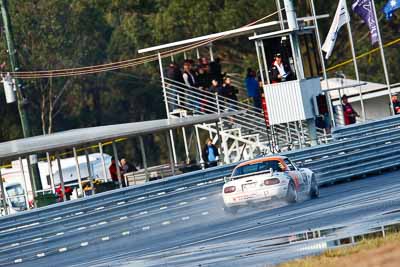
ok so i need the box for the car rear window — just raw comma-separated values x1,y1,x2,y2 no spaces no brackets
232,160,282,177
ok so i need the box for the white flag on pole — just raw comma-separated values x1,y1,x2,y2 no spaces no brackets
322,0,350,59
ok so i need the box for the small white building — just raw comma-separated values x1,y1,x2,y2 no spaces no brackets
321,78,400,125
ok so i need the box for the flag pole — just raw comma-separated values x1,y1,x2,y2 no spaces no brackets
309,0,336,128
343,0,366,121
371,0,395,116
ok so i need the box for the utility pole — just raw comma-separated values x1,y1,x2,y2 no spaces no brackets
0,0,42,195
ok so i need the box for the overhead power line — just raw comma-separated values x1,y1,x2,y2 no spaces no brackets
1,11,281,79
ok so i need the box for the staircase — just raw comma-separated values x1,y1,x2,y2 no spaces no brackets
164,78,329,163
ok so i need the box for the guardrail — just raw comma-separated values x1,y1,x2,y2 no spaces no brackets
1,115,400,240
332,115,400,140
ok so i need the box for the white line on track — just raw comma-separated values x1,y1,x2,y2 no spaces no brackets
37,253,45,258
75,212,84,216
80,242,89,247
117,201,126,205
55,232,64,236
98,221,108,226
95,206,105,211
175,187,187,191
14,259,22,263
122,231,130,236
179,202,187,205
160,206,168,210
32,237,42,242
101,236,110,241
77,226,87,231
162,221,171,226
157,192,166,195
139,211,148,215
59,247,67,253
53,217,62,221
119,216,128,220
199,197,207,200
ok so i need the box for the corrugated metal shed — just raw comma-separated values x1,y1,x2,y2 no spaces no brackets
264,78,321,125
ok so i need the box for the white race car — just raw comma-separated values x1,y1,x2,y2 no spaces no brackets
222,156,319,213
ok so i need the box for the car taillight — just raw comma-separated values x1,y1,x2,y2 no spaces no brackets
224,186,236,194
264,178,280,186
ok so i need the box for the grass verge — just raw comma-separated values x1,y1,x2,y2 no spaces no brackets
278,231,400,267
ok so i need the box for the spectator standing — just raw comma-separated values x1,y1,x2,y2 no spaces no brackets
209,57,223,84
121,158,137,174
342,95,359,125
166,62,183,110
221,77,238,110
182,60,196,110
197,67,211,113
245,69,262,109
392,95,400,115
202,138,219,168
109,157,123,186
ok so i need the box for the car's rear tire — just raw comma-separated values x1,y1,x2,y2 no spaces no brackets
309,176,319,199
223,205,238,215
286,181,297,203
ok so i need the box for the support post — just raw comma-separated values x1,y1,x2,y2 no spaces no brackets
98,142,108,182
111,141,123,188
85,150,95,195
194,126,204,169
0,169,8,215
343,1,365,121
309,0,336,127
139,136,149,182
166,132,176,176
209,43,214,62
275,0,285,30
371,0,394,116
306,119,318,146
26,156,36,208
284,0,304,79
19,157,30,210
158,52,178,165
215,93,228,163
55,153,66,202
182,127,190,163
215,122,224,165
73,147,84,197
46,153,55,193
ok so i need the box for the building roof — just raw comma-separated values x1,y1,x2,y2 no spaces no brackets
0,112,241,160
138,15,329,54
321,78,400,103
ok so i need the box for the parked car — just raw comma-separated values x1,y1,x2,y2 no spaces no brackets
222,156,319,213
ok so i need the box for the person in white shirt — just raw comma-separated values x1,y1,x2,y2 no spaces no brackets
271,53,291,83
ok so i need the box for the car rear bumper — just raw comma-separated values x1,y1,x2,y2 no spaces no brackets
223,184,288,207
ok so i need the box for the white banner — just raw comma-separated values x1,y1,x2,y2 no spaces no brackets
322,0,350,59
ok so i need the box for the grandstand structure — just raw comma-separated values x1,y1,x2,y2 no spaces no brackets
139,10,334,165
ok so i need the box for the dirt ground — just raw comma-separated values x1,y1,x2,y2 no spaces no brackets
278,233,400,267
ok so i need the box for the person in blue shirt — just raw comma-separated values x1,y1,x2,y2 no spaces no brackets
202,138,219,168
244,68,261,109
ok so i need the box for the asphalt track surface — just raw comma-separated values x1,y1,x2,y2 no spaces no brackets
2,170,400,267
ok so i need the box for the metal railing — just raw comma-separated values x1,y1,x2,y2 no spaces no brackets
0,114,399,231
332,115,400,140
164,78,328,150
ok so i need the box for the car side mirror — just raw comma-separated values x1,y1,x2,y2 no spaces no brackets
224,176,231,183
